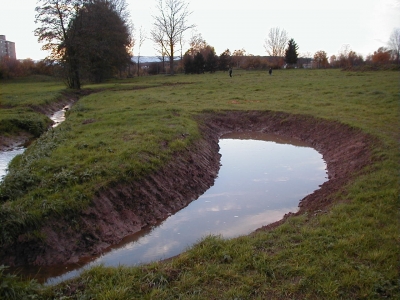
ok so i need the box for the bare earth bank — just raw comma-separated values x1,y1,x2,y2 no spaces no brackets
0,110,375,267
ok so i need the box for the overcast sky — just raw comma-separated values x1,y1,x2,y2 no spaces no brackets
1,0,399,60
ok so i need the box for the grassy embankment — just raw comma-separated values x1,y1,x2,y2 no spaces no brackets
0,69,399,299
0,75,64,138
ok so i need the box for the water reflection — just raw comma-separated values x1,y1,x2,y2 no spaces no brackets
16,132,328,285
51,105,69,127
0,147,25,181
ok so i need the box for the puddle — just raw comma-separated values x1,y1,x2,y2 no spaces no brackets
13,131,327,285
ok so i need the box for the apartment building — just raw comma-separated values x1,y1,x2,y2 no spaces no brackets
0,35,16,60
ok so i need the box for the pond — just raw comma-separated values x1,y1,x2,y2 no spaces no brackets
17,131,327,285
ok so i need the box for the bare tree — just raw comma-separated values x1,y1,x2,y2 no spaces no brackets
151,0,195,75
136,26,146,76
388,27,400,64
264,27,289,57
189,31,207,53
111,0,131,22
35,0,83,88
179,35,185,63
300,52,313,68
150,25,167,72
232,48,246,68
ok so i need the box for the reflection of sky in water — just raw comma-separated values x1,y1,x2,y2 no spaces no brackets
51,106,69,127
0,148,25,181
105,138,327,263
45,134,327,285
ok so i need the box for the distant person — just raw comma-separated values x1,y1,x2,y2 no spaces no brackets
269,68,272,75
229,67,232,77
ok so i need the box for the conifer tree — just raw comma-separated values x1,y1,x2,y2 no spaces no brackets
285,38,299,66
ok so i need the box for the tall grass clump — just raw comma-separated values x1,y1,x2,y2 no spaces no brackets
0,265,41,300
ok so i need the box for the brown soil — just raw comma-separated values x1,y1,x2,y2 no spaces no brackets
0,132,34,151
0,110,375,267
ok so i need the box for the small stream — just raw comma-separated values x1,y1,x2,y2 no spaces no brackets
10,131,328,285
0,105,69,181
50,105,69,128
0,147,25,181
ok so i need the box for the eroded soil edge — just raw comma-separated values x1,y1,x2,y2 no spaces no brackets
1,110,375,267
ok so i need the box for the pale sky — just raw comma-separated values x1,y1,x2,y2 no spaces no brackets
1,0,399,60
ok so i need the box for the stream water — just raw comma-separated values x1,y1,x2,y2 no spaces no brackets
10,131,327,285
0,147,25,181
0,106,69,182
50,105,69,128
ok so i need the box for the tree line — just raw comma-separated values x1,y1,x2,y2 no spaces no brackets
1,0,399,82
178,31,299,74
0,57,56,79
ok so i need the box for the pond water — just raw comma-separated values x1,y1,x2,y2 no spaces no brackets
15,131,327,285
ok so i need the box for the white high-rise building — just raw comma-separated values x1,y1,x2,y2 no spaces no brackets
0,35,16,60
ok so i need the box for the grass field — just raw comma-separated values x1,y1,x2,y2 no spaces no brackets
0,69,399,299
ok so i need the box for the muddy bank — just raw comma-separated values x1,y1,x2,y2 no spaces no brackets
30,90,81,117
0,90,81,151
0,110,375,266
198,111,375,230
0,132,34,151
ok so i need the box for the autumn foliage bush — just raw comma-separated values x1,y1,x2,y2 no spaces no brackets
0,57,56,79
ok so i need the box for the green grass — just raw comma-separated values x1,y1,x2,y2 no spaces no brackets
0,75,65,107
0,69,399,299
0,75,65,137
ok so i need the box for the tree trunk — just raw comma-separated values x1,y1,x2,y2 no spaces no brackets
74,68,81,89
137,56,140,76
169,57,174,75
169,44,174,75
67,63,81,89
65,47,81,89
